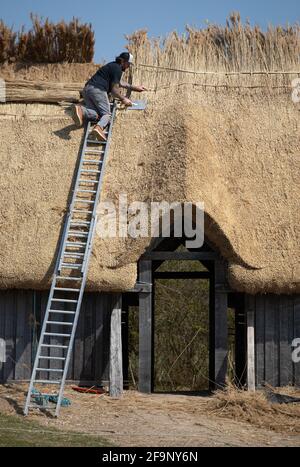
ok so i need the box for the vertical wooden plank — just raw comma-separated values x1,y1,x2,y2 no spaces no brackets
246,295,255,391
122,298,129,389
234,295,246,387
100,294,112,384
279,295,294,386
212,259,228,389
90,293,97,382
109,293,123,397
139,259,153,393
294,296,300,386
24,291,34,380
0,292,6,382
265,295,279,387
15,290,33,380
39,291,51,382
94,293,105,384
209,272,215,390
255,294,265,387
82,293,94,381
3,291,16,381
73,291,85,382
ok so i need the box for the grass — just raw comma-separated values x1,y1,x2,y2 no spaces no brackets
0,413,113,447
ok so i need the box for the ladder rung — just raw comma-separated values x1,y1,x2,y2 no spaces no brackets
70,221,91,226
83,160,102,164
34,380,61,384
41,344,68,349
80,169,101,173
38,356,66,361
79,179,99,184
60,264,82,269
61,253,84,260
54,287,80,291
51,298,78,303
27,404,48,409
74,199,95,204
49,310,76,315
67,231,89,237
71,210,93,214
56,276,82,280
68,230,89,235
36,368,64,373
46,321,73,326
84,149,105,154
66,241,86,247
44,332,71,337
86,140,106,145
76,189,97,194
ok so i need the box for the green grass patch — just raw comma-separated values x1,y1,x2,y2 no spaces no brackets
0,413,113,447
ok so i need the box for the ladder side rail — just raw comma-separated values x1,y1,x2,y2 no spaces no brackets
24,275,59,415
58,121,91,272
54,216,99,415
25,102,117,416
55,103,117,415
81,103,117,273
24,123,90,415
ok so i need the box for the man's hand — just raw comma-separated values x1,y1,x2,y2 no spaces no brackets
122,97,133,106
132,85,147,92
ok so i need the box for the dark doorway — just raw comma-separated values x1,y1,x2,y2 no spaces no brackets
153,256,210,392
136,235,231,393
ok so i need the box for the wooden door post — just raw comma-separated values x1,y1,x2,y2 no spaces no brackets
138,260,153,393
210,259,228,389
246,295,256,391
109,293,123,398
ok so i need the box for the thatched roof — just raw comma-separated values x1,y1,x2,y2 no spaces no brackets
0,22,300,294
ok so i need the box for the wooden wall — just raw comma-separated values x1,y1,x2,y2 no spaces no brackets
245,294,300,387
0,290,113,384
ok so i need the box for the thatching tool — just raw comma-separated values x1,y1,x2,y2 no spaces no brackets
127,100,147,110
118,100,147,111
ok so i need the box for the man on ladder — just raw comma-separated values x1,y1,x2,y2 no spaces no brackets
71,52,147,141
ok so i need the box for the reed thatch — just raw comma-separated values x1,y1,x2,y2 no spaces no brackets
0,14,95,63
0,15,299,294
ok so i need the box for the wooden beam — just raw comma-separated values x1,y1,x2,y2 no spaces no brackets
246,295,256,391
128,282,152,293
139,260,153,393
141,251,217,261
154,271,211,279
109,294,123,398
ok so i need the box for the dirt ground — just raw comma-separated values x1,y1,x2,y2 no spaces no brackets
0,384,300,447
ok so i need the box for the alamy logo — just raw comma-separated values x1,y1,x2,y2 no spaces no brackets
96,195,204,249
292,338,300,363
0,79,5,103
291,78,300,104
0,338,6,363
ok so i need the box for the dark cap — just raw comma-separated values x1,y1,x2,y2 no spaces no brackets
117,52,134,64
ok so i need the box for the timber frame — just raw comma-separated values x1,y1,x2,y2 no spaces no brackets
135,236,230,393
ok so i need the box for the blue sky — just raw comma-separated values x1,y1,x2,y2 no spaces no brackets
1,0,299,63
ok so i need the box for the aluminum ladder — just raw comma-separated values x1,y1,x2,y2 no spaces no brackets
24,102,117,416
